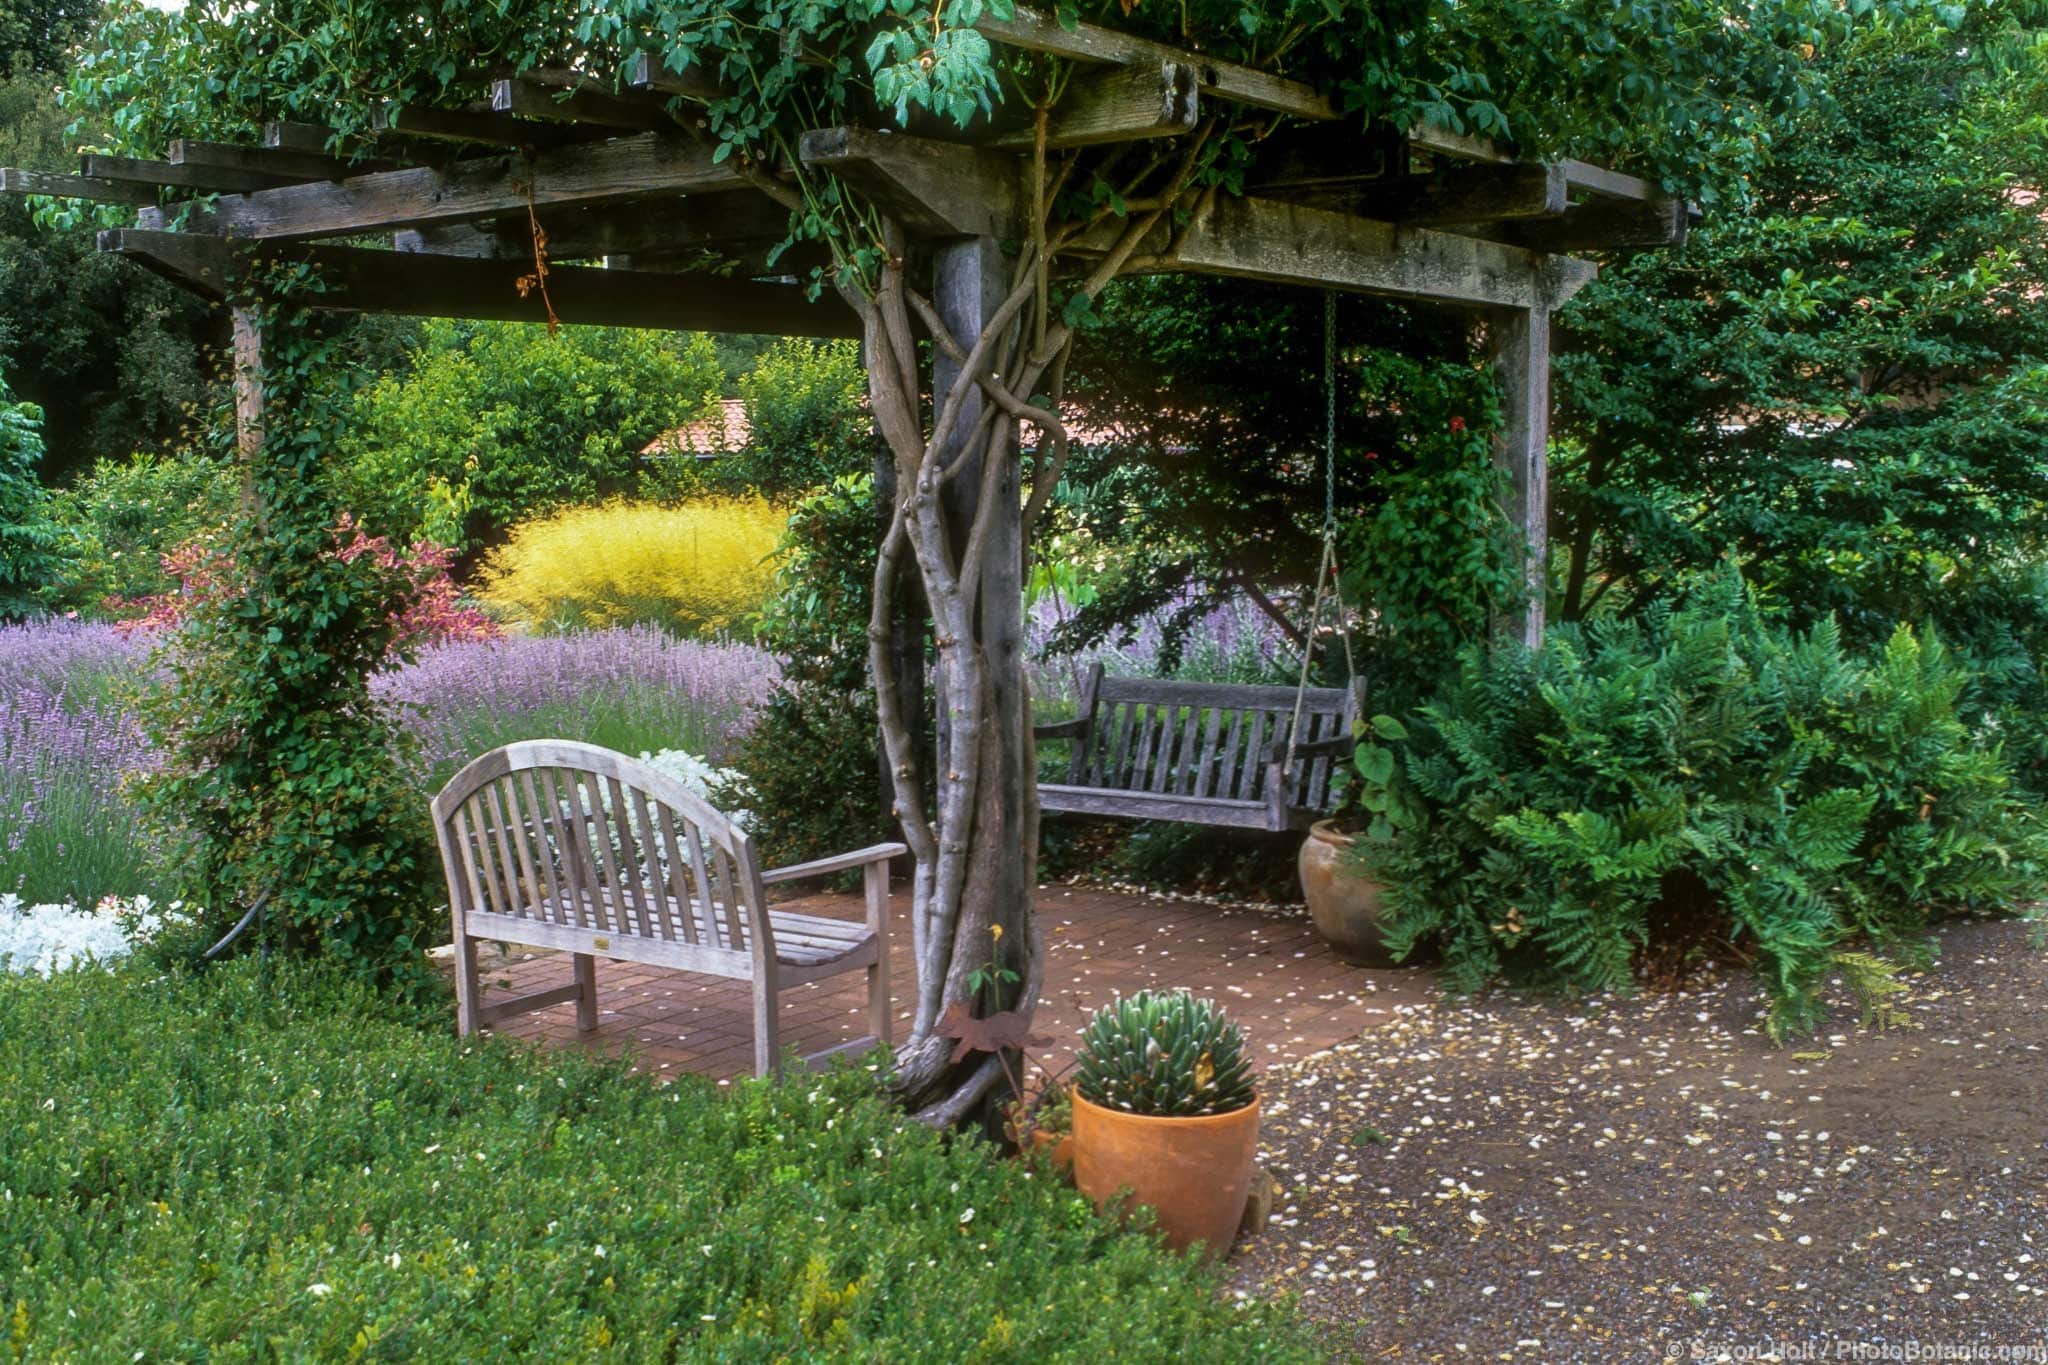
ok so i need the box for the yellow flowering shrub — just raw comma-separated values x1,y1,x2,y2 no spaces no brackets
477,498,787,636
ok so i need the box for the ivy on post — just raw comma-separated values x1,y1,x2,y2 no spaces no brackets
137,262,439,992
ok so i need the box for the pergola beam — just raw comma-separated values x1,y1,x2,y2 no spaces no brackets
624,50,734,103
100,229,859,337
987,60,1199,150
170,138,395,182
977,5,1335,122
136,133,752,241
1156,193,1596,310
369,102,594,149
490,75,671,132
0,167,159,206
1349,162,1568,227
395,191,795,262
799,127,1024,239
1504,195,1690,253
81,153,297,195
263,120,337,154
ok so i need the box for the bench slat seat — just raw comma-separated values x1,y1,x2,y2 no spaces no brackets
1033,665,1362,833
433,739,906,1076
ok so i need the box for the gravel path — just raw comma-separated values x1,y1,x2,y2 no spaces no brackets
1232,918,2048,1361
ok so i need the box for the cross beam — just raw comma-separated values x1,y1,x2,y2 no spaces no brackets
100,229,859,337
136,133,751,241
1160,194,1596,309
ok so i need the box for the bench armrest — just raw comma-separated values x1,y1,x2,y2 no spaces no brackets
760,841,908,886
1033,717,1091,741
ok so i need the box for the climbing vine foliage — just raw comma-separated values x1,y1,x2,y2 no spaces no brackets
70,0,1920,232
137,265,439,993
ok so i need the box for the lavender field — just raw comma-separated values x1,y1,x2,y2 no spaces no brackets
1,622,778,907
4,599,1289,910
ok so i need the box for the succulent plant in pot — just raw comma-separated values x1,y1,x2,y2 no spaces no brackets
1070,990,1261,1260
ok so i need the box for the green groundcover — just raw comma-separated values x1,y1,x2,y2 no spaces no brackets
0,961,1320,1361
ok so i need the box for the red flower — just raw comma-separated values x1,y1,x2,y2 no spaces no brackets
1449,416,1467,433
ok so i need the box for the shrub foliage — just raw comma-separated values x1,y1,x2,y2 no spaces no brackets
1362,575,2048,1038
0,373,64,619
48,450,237,615
476,497,786,637
717,475,898,868
340,321,721,554
0,961,1320,1361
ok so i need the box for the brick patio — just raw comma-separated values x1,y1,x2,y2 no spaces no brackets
471,880,1430,1084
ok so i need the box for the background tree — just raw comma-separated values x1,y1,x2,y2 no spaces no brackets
339,321,721,557
1553,5,2048,780
0,370,63,616
1553,9,2048,628
0,58,220,481
0,0,102,75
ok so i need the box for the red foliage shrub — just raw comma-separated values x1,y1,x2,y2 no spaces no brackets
112,516,500,650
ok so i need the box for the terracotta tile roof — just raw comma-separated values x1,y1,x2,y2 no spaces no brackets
644,398,751,458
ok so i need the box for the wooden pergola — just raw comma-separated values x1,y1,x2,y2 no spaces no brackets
5,7,1695,1110
2,5,1686,649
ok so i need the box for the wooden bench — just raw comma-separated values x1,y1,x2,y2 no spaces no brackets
1032,665,1362,832
431,739,906,1077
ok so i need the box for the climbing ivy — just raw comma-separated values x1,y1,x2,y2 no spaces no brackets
135,264,439,993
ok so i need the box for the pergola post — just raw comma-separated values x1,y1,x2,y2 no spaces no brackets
229,304,266,516
929,234,1034,983
230,305,264,458
1488,304,1551,649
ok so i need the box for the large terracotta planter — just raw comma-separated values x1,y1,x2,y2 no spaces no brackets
1071,1088,1261,1260
1299,819,1394,966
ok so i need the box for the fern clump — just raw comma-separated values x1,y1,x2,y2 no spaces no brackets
1074,991,1255,1117
1359,570,2048,1039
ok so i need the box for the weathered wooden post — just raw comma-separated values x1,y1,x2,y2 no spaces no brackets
1488,303,1551,649
930,234,1037,1011
230,304,266,517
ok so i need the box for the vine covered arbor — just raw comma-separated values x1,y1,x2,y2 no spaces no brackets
10,4,1689,1120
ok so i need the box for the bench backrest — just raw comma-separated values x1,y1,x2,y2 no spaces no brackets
431,740,768,960
1063,667,1360,811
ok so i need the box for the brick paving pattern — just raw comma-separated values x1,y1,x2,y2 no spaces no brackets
474,881,1429,1084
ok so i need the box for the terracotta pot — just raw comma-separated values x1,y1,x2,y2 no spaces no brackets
1299,819,1394,966
1071,1088,1261,1260
1027,1126,1077,1173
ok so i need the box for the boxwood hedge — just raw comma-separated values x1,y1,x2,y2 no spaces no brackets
0,963,1319,1361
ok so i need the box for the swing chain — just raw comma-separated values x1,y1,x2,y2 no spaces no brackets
1286,292,1360,779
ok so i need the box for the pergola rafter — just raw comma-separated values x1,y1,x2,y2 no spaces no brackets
8,8,1693,1115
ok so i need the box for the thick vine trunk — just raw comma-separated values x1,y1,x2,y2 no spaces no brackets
844,126,1216,1125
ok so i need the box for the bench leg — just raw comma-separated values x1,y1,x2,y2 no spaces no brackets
753,975,780,1079
864,860,891,1046
573,952,598,1032
453,928,482,1038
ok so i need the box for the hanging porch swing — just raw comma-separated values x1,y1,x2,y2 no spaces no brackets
1030,294,1363,833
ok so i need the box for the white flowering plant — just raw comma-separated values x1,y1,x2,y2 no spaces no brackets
0,894,192,976
634,749,753,833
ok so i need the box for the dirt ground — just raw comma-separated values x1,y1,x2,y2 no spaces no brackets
1232,917,2048,1362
